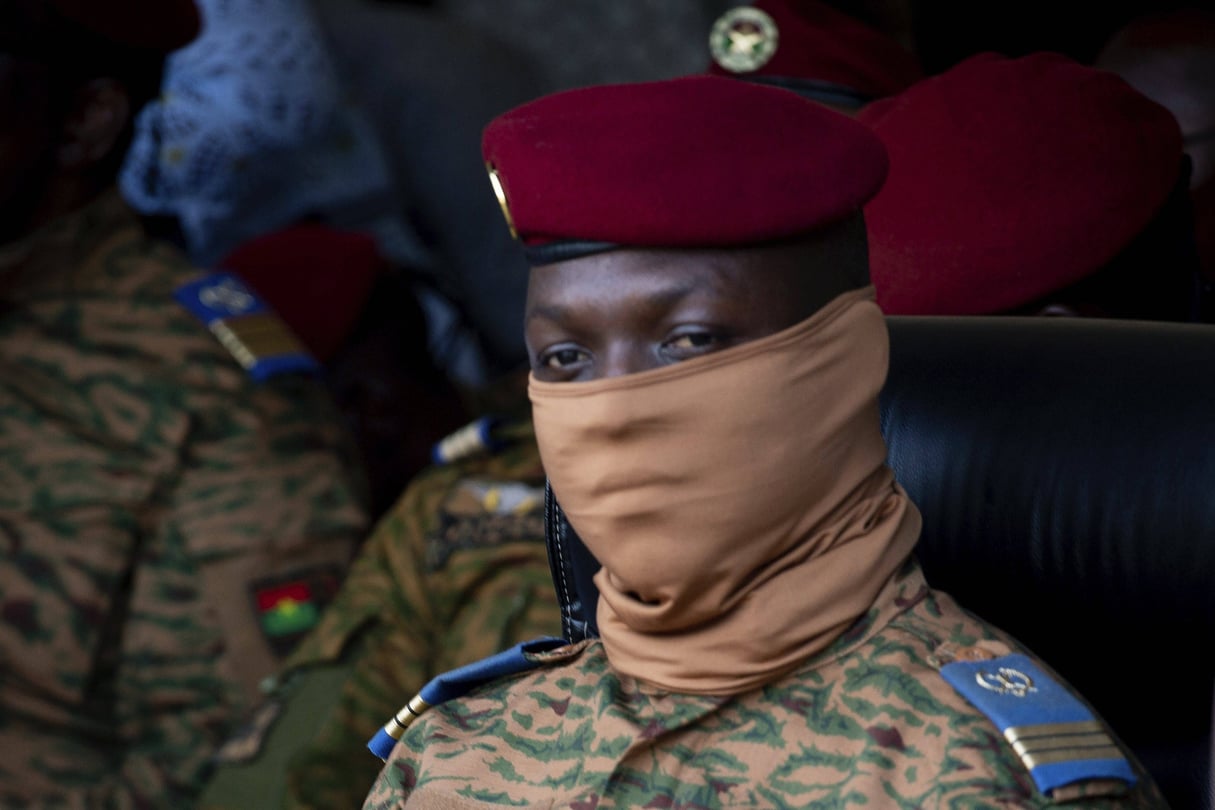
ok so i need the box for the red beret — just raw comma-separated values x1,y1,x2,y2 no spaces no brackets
43,0,200,53
707,2,923,104
859,52,1184,315
481,75,887,260
220,225,385,363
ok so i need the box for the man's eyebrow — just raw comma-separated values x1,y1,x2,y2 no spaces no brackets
525,304,569,324
641,282,705,311
526,280,714,325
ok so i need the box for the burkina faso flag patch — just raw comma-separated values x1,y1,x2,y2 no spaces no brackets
250,567,340,656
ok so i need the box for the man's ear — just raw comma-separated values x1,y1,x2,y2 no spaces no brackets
56,78,130,170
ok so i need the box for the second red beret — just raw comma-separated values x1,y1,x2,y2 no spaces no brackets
860,52,1183,316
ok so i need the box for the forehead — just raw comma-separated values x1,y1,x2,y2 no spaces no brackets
526,248,792,308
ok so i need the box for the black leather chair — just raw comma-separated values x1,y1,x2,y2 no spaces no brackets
545,316,1215,810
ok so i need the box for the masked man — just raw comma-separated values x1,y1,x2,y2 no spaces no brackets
359,76,1166,809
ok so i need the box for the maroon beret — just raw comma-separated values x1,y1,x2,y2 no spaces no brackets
481,74,888,261
19,0,201,53
220,225,385,363
859,52,1183,315
707,1,923,104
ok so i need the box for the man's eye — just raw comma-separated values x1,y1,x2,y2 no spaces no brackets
666,333,717,351
542,348,589,369
662,331,726,361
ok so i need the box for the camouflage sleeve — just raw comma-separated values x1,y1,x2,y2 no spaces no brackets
0,374,366,809
0,208,369,808
279,470,456,810
197,438,460,810
101,374,367,807
279,439,557,810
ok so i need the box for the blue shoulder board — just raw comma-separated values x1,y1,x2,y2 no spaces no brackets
368,636,566,761
941,653,1137,798
174,272,318,382
430,416,507,465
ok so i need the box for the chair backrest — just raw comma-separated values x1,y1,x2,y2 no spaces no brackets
545,315,1215,810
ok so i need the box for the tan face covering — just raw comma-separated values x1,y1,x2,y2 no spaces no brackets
529,286,921,695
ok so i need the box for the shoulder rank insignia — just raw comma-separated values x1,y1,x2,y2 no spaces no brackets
174,272,318,382
940,653,1137,799
431,415,507,465
368,636,568,761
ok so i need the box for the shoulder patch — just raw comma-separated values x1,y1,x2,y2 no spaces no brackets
940,653,1137,800
248,566,342,656
431,416,505,465
448,479,544,517
174,272,318,381
426,479,545,571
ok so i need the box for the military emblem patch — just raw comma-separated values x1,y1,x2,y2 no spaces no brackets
174,271,319,381
710,6,779,74
249,567,341,655
426,479,546,571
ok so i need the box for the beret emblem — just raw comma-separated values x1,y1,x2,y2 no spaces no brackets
486,165,517,239
710,6,779,74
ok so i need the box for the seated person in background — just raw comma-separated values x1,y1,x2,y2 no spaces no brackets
363,75,1166,809
198,371,560,810
121,0,489,516
0,2,368,806
706,0,923,114
1093,8,1215,320
859,51,1204,321
123,0,551,451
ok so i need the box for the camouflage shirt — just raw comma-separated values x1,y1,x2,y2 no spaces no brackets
270,417,561,810
363,559,1167,809
0,192,368,808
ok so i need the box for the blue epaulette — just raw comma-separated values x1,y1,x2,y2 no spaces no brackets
941,653,1137,798
430,415,507,465
368,636,566,761
174,272,318,382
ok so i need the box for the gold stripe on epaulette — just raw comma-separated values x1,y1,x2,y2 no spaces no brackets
1005,719,1106,740
385,694,431,741
1020,745,1125,769
1011,731,1113,757
436,420,490,463
1005,720,1121,769
209,313,305,370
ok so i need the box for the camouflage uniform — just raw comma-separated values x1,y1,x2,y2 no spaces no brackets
363,558,1168,809
197,414,559,810
0,192,368,808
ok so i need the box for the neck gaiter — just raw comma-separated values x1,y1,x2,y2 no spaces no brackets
529,287,921,695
